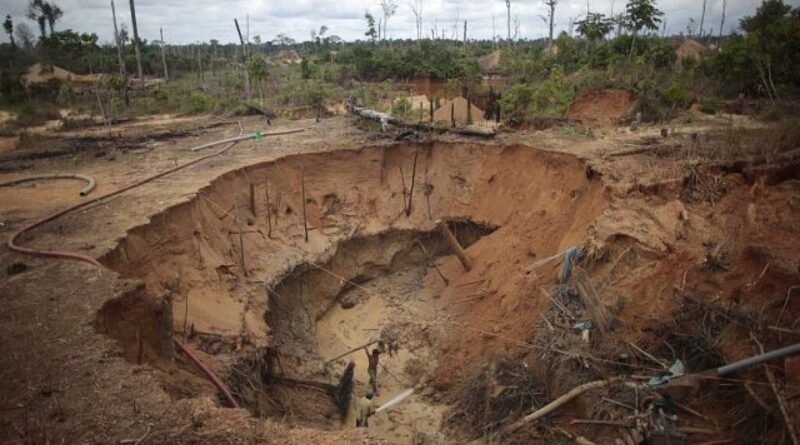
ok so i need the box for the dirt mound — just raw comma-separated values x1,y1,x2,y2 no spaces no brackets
22,63,102,88
433,97,486,125
567,89,635,125
676,39,708,69
270,49,303,65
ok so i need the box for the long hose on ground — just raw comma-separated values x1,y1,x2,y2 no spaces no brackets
0,173,97,196
2,122,307,409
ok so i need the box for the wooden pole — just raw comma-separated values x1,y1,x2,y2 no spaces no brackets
467,92,473,125
110,0,129,106
265,172,272,238
235,204,248,276
406,151,418,217
128,0,144,92
234,19,252,101
429,98,434,123
438,220,472,271
301,169,308,243
451,101,455,127
249,182,256,216
416,240,449,285
160,27,169,81
325,340,379,364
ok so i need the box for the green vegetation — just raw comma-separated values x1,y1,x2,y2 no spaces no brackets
0,0,798,128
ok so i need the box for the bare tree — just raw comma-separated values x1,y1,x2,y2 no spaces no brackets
128,0,144,91
15,22,34,49
160,28,168,81
506,0,511,41
409,0,423,40
719,0,727,38
27,1,46,38
513,10,521,41
110,0,129,106
544,0,558,53
699,0,707,38
43,2,62,35
379,0,397,41
3,15,14,48
492,14,496,49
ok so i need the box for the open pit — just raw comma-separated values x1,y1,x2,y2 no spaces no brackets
94,141,605,443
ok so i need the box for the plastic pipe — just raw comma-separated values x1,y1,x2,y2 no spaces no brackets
716,343,800,376
173,338,239,408
0,173,97,196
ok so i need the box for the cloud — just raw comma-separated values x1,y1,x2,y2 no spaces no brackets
1,0,799,45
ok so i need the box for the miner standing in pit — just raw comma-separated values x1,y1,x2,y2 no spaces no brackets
355,392,375,427
364,347,381,394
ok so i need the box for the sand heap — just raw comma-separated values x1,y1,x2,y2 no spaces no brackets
432,97,486,125
22,63,103,88
270,49,303,65
675,39,708,69
567,89,635,125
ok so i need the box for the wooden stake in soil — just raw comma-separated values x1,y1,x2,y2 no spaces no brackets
416,240,449,285
438,220,472,271
235,204,248,276
301,169,308,243
264,172,272,238
399,165,408,214
249,182,257,216
451,101,456,127
406,151,418,217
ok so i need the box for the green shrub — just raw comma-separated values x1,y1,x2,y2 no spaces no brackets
661,81,692,109
184,91,215,114
700,98,719,115
500,68,574,121
392,97,412,118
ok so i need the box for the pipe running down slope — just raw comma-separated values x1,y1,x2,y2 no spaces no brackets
5,122,304,409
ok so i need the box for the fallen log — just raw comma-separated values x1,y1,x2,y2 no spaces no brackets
347,102,495,138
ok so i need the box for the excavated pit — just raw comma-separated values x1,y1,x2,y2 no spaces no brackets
95,141,606,443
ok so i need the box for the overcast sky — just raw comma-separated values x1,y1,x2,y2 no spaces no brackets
2,0,798,45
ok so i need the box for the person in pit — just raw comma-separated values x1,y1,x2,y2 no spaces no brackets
364,347,381,394
355,391,375,427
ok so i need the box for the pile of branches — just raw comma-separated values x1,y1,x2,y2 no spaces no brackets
446,358,547,439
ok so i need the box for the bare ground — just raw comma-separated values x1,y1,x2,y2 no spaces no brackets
1,111,798,444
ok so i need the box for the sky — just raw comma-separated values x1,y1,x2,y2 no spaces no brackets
2,0,798,46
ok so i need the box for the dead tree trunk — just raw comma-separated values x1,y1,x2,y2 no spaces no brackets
699,0,707,39
110,0,129,106
347,102,495,137
128,0,144,92
234,19,252,101
546,0,558,53
160,27,169,81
